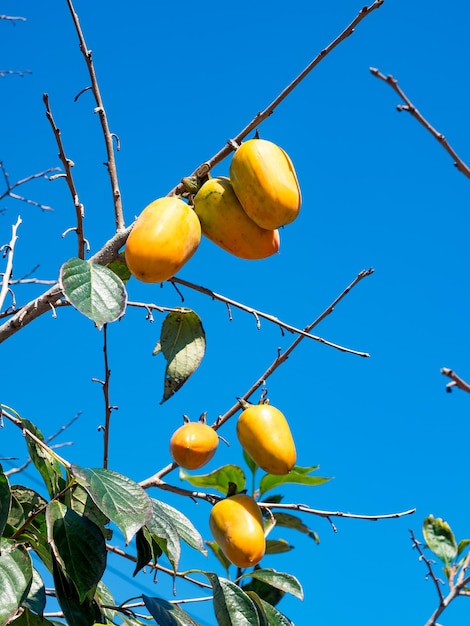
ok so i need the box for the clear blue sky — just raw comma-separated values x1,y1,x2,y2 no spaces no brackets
2,1,470,624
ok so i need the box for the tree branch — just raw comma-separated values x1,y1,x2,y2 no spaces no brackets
440,367,470,394
370,67,470,179
0,216,21,312
65,0,124,231
43,93,87,258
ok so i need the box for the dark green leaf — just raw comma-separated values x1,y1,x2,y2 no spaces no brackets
205,540,232,572
12,486,51,573
6,493,25,531
255,598,294,625
423,515,458,563
60,257,127,330
0,538,33,624
241,575,284,608
204,573,260,626
46,501,106,602
20,419,65,497
265,539,294,555
52,555,104,626
152,498,207,556
179,464,246,495
7,608,59,625
69,483,112,539
273,512,320,543
71,465,153,544
143,594,202,625
154,309,206,403
239,568,303,600
259,466,330,497
146,499,181,570
0,464,11,537
134,528,154,577
95,579,116,623
21,567,46,616
107,253,131,283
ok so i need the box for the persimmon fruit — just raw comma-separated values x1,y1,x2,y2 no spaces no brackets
125,196,201,283
209,493,265,568
230,138,301,230
169,419,218,470
193,176,280,260
236,403,296,475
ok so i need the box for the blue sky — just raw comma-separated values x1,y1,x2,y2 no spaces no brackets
2,1,470,624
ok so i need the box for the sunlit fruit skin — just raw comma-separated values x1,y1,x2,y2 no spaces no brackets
236,404,296,475
229,139,301,230
125,197,201,283
193,177,280,260
169,422,219,470
209,494,266,568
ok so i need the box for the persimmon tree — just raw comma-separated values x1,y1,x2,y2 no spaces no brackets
1,1,468,625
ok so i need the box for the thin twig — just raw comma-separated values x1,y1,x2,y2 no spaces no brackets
0,15,27,23
171,277,370,357
141,268,374,485
0,161,58,210
0,216,21,311
106,544,212,590
65,0,124,231
410,529,445,603
93,324,116,469
370,68,470,179
0,69,32,78
43,94,86,258
440,367,470,394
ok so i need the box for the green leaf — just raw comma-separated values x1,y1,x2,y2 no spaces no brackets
69,483,112,539
259,466,330,497
46,501,106,603
146,499,181,570
134,527,154,577
52,555,104,626
60,257,127,330
243,592,270,626
20,419,65,497
205,540,232,572
423,515,458,563
21,567,46,616
143,594,202,626
239,568,303,600
241,575,284,608
204,573,261,626
154,308,206,403
179,464,246,495
95,579,117,623
265,539,294,555
71,465,153,544
7,608,59,625
458,538,470,556
254,598,294,625
152,498,207,556
107,253,132,283
11,486,51,572
243,450,258,476
273,512,320,543
0,538,33,624
6,493,25,531
0,464,11,537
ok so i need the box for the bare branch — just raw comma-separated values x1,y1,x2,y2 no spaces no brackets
0,216,22,311
43,94,86,258
65,0,124,231
0,15,27,23
441,367,470,394
370,68,470,179
0,69,32,78
171,276,370,357
0,161,58,211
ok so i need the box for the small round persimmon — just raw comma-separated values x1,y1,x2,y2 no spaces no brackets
169,416,218,470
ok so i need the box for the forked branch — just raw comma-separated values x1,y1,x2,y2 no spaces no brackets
370,67,470,179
